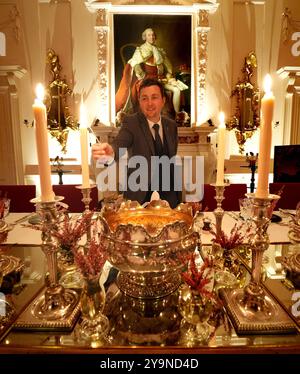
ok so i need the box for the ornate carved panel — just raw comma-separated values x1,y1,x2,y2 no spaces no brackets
0,66,26,184
277,67,300,145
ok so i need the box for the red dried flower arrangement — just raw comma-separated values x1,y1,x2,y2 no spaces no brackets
51,211,94,250
73,239,107,278
210,222,253,251
181,253,214,298
24,210,93,251
187,202,209,217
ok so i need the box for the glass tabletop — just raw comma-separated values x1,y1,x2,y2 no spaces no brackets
236,242,300,331
0,242,299,353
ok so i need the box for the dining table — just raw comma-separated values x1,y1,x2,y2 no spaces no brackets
0,209,299,356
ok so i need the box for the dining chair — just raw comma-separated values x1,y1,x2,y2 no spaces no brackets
52,184,99,212
269,182,300,209
0,185,36,212
201,183,247,211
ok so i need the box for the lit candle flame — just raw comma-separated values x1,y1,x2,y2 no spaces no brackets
35,83,44,101
219,111,225,127
263,74,272,94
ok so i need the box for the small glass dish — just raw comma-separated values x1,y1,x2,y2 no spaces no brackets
214,270,238,293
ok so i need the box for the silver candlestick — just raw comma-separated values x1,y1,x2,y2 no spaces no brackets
14,196,80,331
76,184,96,244
211,183,229,237
241,193,278,311
220,193,296,334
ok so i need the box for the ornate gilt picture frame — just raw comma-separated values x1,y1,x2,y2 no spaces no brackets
113,14,191,123
86,1,219,126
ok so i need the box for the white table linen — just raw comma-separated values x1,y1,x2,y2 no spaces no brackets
3,212,291,246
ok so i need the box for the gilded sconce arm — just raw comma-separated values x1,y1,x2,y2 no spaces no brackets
45,49,78,153
227,52,260,154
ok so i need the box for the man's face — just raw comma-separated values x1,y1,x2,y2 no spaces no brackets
145,30,156,45
139,85,165,123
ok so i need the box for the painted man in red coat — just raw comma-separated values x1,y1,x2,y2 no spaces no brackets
115,28,188,117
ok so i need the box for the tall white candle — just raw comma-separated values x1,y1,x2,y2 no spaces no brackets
32,83,55,202
255,74,275,199
216,112,226,185
80,100,90,188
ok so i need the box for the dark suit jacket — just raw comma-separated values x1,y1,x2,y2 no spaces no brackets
112,111,179,205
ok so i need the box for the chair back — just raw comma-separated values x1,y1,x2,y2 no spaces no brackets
201,184,247,211
120,43,137,66
269,183,300,209
0,185,36,212
53,185,98,212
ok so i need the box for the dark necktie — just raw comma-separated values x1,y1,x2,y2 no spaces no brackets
152,123,163,156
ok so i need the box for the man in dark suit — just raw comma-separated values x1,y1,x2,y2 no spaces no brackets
92,78,181,208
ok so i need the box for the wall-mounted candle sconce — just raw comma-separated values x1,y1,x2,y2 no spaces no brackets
44,49,78,153
226,52,260,154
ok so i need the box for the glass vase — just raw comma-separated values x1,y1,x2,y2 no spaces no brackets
178,284,212,345
79,272,109,344
58,246,83,289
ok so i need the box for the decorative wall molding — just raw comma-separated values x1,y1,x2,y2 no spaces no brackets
95,6,110,124
0,4,21,43
196,23,209,123
277,66,300,145
86,1,219,11
0,65,27,79
0,32,5,56
39,0,71,3
0,66,27,184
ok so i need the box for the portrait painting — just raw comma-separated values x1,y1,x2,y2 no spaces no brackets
113,14,192,124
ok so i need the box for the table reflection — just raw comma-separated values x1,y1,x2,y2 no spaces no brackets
0,245,45,341
236,242,300,329
0,242,300,352
106,288,182,346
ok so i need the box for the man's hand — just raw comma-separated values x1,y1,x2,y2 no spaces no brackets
134,64,145,80
92,143,114,165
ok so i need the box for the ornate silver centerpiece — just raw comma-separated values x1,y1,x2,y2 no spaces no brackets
98,200,199,299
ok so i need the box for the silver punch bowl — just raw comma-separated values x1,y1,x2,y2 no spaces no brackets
98,200,199,299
